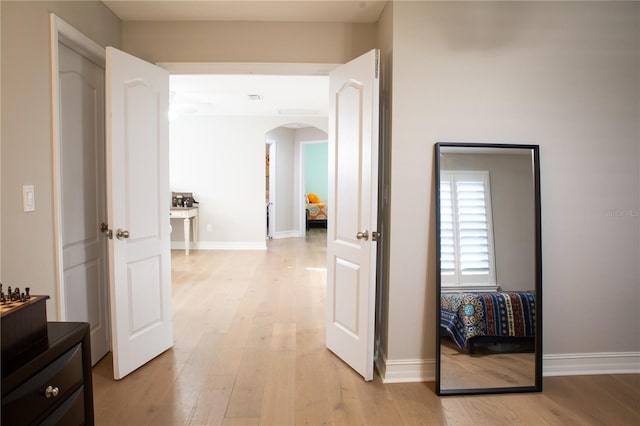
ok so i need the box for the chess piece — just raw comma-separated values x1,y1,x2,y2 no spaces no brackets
25,287,31,299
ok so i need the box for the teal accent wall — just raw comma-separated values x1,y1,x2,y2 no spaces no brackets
305,143,328,201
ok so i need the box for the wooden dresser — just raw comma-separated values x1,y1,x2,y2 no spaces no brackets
1,322,94,425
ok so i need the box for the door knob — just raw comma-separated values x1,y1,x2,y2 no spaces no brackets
45,385,60,398
356,230,369,241
116,229,130,239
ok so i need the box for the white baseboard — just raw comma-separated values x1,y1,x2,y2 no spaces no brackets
375,350,640,384
543,352,640,376
273,230,301,239
376,347,435,383
171,241,266,251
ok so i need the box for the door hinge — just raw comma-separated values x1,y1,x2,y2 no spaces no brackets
375,50,379,79
101,223,113,239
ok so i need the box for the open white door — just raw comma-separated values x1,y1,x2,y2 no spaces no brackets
106,47,173,380
326,49,379,381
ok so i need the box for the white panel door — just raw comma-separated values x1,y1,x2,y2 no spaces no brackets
106,47,173,380
58,42,110,365
326,49,379,381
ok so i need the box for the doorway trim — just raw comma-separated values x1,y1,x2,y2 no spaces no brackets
266,139,276,239
49,14,105,318
299,139,328,237
158,62,339,76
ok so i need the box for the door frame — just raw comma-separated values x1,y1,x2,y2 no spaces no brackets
50,14,107,319
266,139,276,239
162,62,334,243
156,61,385,379
325,49,380,381
299,139,328,237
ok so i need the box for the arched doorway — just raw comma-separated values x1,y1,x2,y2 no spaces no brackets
265,124,328,240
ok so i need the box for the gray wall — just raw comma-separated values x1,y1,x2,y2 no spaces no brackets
386,1,639,365
1,1,121,318
122,20,377,65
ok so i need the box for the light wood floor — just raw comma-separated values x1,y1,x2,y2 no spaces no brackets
440,337,536,390
92,229,640,425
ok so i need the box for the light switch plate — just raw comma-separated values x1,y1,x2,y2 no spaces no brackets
23,185,35,212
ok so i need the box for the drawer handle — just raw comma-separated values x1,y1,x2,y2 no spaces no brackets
45,385,60,398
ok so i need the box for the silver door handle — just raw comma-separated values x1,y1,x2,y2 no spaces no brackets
356,230,369,241
116,229,130,239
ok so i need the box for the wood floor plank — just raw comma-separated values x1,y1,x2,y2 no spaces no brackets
93,349,181,425
224,350,269,418
325,355,369,425
270,322,296,351
221,417,260,426
386,382,448,426
147,330,224,425
259,350,296,425
186,374,236,426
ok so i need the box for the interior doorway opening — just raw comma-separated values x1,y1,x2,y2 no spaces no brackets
168,72,328,249
299,139,329,238
264,124,328,240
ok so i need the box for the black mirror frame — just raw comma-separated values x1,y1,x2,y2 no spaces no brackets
435,142,543,396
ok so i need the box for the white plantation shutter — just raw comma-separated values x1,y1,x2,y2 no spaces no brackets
440,171,496,286
439,180,456,277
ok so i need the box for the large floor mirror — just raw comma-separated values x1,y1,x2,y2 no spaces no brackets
435,142,542,395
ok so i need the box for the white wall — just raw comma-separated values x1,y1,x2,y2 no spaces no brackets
385,1,639,374
170,116,327,248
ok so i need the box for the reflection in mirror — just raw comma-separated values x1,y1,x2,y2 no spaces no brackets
435,143,542,395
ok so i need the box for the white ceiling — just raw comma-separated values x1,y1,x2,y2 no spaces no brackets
170,74,329,118
102,0,387,23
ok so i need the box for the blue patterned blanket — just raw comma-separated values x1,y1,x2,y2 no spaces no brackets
441,291,536,350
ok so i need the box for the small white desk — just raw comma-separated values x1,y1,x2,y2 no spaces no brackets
170,207,199,255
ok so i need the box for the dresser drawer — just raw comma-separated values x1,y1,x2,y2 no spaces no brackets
2,343,83,425
40,386,85,426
